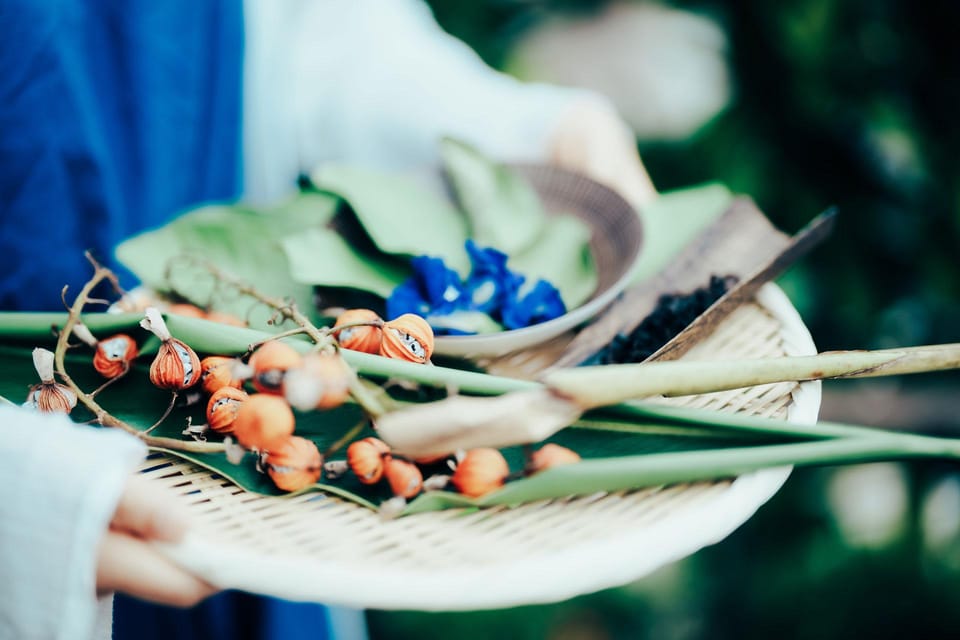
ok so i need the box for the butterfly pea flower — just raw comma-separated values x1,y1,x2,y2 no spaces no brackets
386,241,567,335
501,279,567,330
386,255,463,320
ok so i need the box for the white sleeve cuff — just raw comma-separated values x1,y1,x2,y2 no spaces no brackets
242,0,592,204
0,407,146,640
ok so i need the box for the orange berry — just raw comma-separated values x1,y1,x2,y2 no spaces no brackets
266,436,322,492
200,356,244,395
232,394,295,451
346,437,391,485
283,352,351,411
206,386,248,434
383,458,423,499
380,314,433,364
249,341,303,395
451,448,509,498
528,444,581,474
92,333,138,379
333,309,383,354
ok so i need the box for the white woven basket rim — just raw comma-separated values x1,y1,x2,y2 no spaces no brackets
156,283,821,610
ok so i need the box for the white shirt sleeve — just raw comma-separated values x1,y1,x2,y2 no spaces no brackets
0,407,146,640
242,0,592,204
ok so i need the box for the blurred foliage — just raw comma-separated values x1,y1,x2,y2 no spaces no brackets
368,1,960,639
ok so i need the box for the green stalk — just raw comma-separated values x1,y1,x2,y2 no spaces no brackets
484,435,960,505
596,402,890,441
543,344,960,409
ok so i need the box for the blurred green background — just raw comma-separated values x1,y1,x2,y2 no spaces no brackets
367,1,960,638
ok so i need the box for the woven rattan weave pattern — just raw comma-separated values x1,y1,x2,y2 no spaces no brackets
148,285,818,610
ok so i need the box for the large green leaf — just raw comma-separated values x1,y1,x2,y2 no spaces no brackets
440,137,545,254
114,193,339,329
311,164,470,274
281,228,409,298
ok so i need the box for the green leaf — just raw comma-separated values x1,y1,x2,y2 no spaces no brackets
510,214,597,309
281,228,409,298
114,193,340,329
311,164,470,273
440,137,545,254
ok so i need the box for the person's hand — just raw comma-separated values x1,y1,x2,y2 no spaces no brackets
96,474,216,608
548,97,658,208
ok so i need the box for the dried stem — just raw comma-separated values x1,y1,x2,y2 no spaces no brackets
188,259,388,417
53,255,224,454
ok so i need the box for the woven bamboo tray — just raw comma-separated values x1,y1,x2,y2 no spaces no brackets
151,284,820,610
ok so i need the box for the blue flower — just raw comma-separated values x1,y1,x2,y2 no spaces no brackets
462,240,523,313
386,255,463,321
386,241,568,335
501,279,567,330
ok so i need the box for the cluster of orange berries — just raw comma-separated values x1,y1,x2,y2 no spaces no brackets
29,304,582,506
334,437,581,503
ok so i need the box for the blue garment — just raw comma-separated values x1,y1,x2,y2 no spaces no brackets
0,0,243,310
0,1,338,637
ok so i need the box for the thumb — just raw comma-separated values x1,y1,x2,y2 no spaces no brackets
111,474,192,543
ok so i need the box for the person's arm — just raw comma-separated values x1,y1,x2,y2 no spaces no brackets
242,0,655,207
0,407,212,639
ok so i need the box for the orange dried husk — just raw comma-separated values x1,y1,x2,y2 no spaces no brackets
206,386,249,434
334,309,383,354
25,382,77,414
200,356,244,395
305,352,351,409
451,448,510,498
346,437,391,485
205,310,247,327
232,394,295,451
266,436,322,492
149,338,201,391
380,314,434,364
92,334,138,379
383,458,423,499
167,303,207,318
528,444,581,474
250,341,303,395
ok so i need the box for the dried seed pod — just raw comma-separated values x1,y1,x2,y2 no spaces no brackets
266,436,322,492
527,444,581,474
205,310,247,327
200,356,244,395
24,348,77,414
72,324,138,379
451,448,509,498
206,386,249,434
283,352,351,411
383,457,423,499
231,393,295,451
92,334,139,379
167,303,207,318
333,309,383,354
346,437,391,485
140,308,201,391
380,314,434,364
249,341,303,395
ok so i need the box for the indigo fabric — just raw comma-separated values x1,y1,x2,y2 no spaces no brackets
0,1,336,638
0,0,244,310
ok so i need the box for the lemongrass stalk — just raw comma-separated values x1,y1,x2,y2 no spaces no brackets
543,344,960,409
597,402,888,441
484,435,960,506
